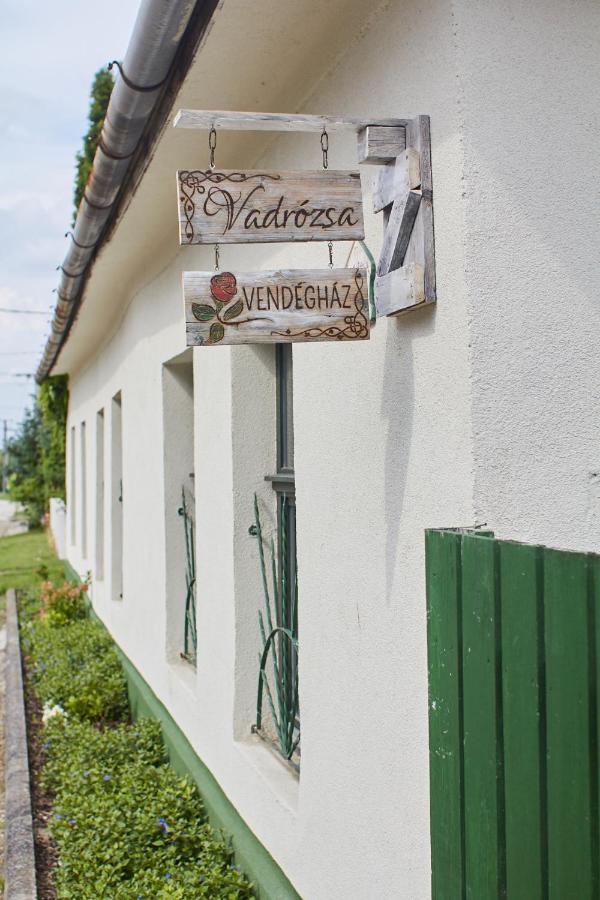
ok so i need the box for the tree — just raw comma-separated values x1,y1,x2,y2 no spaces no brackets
7,376,69,527
73,67,114,222
7,405,44,526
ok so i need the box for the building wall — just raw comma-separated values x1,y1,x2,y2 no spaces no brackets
457,0,600,553
63,0,599,897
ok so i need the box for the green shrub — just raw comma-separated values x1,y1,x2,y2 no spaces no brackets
39,579,89,628
42,717,252,898
22,587,254,898
24,618,129,722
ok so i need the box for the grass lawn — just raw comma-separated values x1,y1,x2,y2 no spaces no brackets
0,529,63,595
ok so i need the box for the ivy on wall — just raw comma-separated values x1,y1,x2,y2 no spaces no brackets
72,67,114,222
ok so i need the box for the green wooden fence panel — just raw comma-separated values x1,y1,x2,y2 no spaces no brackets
499,541,545,900
544,548,594,899
426,529,464,900
427,529,600,900
461,534,503,900
592,556,600,898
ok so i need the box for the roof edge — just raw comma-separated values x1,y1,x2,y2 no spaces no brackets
36,0,220,383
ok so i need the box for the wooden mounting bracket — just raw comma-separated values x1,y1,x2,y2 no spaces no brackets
358,116,436,316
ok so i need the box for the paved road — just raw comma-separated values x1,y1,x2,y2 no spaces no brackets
0,499,27,539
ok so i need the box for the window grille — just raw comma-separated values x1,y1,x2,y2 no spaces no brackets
252,344,299,765
178,480,197,665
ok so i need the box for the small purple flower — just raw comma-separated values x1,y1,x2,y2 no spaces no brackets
165,873,172,880
103,774,110,782
68,819,76,825
83,771,90,778
158,817,169,833
54,814,62,820
42,741,50,750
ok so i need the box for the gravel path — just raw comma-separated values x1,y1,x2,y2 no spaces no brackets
0,500,27,539
0,497,26,890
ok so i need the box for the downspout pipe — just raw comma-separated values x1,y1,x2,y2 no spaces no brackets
36,0,207,382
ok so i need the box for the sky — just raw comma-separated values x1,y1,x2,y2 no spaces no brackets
0,0,140,443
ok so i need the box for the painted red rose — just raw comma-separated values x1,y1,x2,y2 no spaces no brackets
210,272,237,304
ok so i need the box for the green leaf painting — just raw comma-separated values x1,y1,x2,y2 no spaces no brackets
191,303,216,322
222,299,243,321
209,322,225,344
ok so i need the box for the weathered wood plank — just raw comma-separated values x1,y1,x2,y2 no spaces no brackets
174,108,408,133
357,125,406,164
184,268,370,345
177,169,364,245
377,190,422,276
406,115,436,304
375,264,424,316
373,148,421,213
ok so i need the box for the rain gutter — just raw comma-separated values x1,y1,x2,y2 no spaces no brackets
36,0,220,383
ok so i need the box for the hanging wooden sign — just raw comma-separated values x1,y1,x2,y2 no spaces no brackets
183,268,370,345
177,169,364,245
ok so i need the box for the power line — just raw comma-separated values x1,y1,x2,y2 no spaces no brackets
0,307,48,315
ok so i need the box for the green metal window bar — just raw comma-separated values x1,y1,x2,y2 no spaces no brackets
178,482,197,665
251,493,299,764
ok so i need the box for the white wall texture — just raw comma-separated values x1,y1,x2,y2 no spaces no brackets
49,498,66,560
61,1,600,897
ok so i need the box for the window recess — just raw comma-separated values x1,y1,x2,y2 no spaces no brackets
252,344,300,767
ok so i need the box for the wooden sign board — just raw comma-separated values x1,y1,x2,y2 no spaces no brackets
177,169,364,245
184,268,370,345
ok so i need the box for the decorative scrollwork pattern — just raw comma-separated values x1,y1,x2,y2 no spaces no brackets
270,269,368,341
178,170,281,243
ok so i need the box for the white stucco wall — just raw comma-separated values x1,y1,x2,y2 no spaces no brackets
61,0,600,897
49,498,66,559
457,0,600,553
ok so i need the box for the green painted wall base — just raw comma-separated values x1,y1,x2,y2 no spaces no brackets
64,561,300,900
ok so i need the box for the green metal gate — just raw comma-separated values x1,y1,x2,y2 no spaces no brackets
426,528,599,899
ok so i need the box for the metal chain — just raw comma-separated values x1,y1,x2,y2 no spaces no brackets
323,129,332,267
321,128,329,170
210,126,218,269
209,126,217,170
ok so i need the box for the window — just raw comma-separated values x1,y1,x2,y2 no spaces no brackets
80,421,87,559
255,343,299,763
162,353,195,664
70,426,76,544
96,409,105,580
273,344,297,605
111,393,123,600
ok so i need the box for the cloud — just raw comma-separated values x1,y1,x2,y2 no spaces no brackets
0,0,140,423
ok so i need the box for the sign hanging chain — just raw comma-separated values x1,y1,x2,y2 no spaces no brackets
209,126,217,169
209,127,219,269
320,128,329,169
321,128,334,268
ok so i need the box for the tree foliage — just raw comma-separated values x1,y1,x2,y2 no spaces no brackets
7,375,69,526
73,67,114,222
